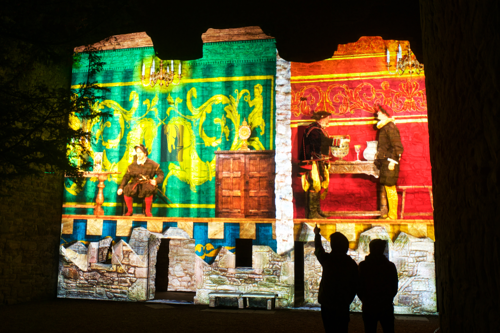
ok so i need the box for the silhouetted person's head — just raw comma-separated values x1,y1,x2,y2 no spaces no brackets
369,239,387,256
330,232,349,254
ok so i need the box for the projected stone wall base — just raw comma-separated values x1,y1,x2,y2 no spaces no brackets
58,237,150,301
194,246,294,308
166,239,197,292
57,227,194,302
302,225,436,315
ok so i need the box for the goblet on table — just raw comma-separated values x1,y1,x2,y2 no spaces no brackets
354,145,361,161
330,135,350,161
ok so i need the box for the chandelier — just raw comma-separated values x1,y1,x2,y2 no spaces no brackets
141,57,183,87
386,43,424,75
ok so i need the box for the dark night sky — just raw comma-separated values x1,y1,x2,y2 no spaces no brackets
2,0,423,62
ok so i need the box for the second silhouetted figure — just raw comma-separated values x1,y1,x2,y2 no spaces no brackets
358,239,399,333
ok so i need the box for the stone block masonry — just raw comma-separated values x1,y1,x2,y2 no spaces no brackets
58,236,149,301
194,245,294,308
0,174,64,305
168,239,196,292
57,227,195,302
302,225,436,315
274,54,294,255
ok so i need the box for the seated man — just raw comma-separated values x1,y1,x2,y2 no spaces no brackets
117,144,164,217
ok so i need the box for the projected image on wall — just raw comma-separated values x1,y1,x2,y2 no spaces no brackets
291,36,435,314
58,30,436,315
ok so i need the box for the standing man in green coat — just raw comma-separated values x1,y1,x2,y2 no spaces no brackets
117,144,164,217
374,104,404,220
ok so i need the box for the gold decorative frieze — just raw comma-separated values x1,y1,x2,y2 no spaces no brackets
240,222,256,239
336,223,356,242
61,218,73,235
177,222,194,238
116,219,133,237
86,219,103,236
147,221,163,233
208,222,224,239
408,224,428,238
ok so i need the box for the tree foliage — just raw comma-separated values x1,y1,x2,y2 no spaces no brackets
0,34,111,182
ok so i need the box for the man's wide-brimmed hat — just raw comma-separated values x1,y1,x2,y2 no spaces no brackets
311,111,331,120
134,144,148,156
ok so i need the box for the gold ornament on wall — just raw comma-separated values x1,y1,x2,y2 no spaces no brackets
141,57,182,88
238,119,251,151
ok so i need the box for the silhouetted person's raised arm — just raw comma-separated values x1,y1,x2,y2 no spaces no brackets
314,225,358,333
358,239,398,333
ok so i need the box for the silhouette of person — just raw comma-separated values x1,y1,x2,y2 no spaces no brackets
314,225,358,333
358,239,399,333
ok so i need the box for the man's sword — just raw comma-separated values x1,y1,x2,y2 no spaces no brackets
138,174,173,206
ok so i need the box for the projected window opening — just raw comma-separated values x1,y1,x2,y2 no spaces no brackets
235,238,252,268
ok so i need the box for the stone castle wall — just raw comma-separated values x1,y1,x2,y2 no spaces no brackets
58,230,150,301
167,239,196,292
303,226,436,315
274,54,294,255
421,1,500,331
0,174,64,305
58,227,194,302
195,246,294,308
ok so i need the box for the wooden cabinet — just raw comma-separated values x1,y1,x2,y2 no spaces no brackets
215,150,275,218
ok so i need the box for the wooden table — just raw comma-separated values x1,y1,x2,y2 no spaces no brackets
329,160,379,177
328,160,387,217
83,171,121,216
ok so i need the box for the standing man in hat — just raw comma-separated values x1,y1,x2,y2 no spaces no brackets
374,104,404,219
300,111,333,219
117,144,164,217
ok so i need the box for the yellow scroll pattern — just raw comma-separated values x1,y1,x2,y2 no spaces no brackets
66,84,267,195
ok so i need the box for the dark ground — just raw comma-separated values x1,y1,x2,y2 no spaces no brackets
1,298,440,333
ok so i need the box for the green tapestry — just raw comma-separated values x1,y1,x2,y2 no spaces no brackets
64,39,277,217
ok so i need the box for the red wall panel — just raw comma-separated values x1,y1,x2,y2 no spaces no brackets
291,37,432,219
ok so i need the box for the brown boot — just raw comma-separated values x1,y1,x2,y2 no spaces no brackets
315,192,329,218
307,192,326,219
